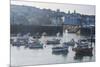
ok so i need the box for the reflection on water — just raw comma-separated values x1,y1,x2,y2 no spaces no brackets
74,53,93,61
10,32,95,66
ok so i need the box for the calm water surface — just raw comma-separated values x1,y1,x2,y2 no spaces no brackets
11,33,95,66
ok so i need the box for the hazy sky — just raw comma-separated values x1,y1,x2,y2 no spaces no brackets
11,0,95,15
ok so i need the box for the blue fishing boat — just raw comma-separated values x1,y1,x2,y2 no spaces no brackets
52,47,68,52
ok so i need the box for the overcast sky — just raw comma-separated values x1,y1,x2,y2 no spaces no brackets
11,0,95,15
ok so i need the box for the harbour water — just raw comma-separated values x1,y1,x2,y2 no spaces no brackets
10,32,95,66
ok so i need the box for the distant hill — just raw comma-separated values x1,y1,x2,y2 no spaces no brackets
10,5,64,26
10,5,95,26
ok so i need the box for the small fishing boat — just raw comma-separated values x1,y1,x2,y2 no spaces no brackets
52,49,68,55
28,43,43,49
72,40,93,56
63,39,75,47
72,46,93,54
52,46,68,53
12,40,25,47
80,37,95,43
79,39,88,42
46,39,60,44
26,39,43,49
12,37,27,47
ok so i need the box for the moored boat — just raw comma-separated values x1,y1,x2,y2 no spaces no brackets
12,37,27,47
52,46,68,53
26,38,43,49
28,43,43,49
72,40,93,56
12,40,25,47
63,39,75,47
46,38,60,44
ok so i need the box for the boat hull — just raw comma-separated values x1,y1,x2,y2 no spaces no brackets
72,47,93,56
52,47,68,52
46,39,60,44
